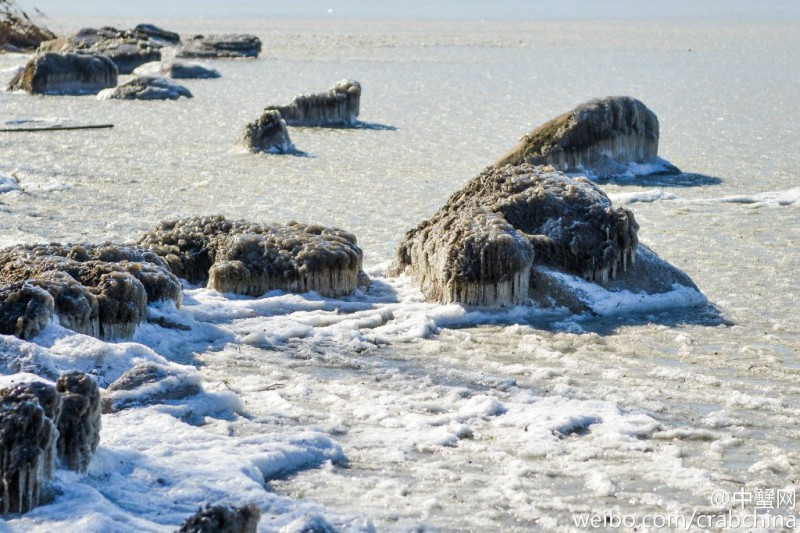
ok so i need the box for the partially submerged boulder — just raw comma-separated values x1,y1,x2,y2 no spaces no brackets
240,110,295,154
0,244,181,340
6,52,118,95
133,60,220,79
390,164,698,309
98,76,192,100
178,504,261,533
495,97,679,179
139,216,366,297
266,79,361,127
0,0,56,52
54,372,101,473
40,26,167,74
176,34,261,59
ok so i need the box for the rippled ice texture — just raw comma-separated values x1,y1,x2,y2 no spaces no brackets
1,0,800,531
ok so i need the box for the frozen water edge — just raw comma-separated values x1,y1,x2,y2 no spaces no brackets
0,268,713,531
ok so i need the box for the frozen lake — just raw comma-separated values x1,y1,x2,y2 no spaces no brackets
1,0,799,530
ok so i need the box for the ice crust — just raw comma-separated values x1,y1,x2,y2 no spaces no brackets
133,61,220,79
495,96,679,178
267,79,362,127
97,76,192,100
391,164,642,306
6,52,118,95
139,216,365,297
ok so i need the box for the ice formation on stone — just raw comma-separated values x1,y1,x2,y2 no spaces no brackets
495,96,680,178
39,26,166,74
240,110,295,154
175,34,261,59
0,282,54,340
266,80,361,127
139,215,366,297
54,372,101,473
390,164,640,306
178,504,261,533
104,363,202,413
132,24,180,46
6,52,118,95
0,244,181,339
133,60,220,79
0,382,59,515
0,0,56,52
98,76,192,100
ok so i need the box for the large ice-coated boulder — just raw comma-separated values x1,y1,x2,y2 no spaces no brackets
0,244,182,340
39,26,166,74
178,504,261,533
495,97,680,179
0,0,56,52
176,33,261,59
133,60,220,79
390,164,699,309
266,79,361,127
240,110,295,154
6,52,118,95
98,76,192,100
139,215,366,297
54,372,101,473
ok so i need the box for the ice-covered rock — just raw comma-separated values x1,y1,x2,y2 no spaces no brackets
40,26,166,74
104,362,202,412
266,79,361,127
240,110,295,154
178,504,261,533
0,244,181,340
98,76,192,100
139,215,366,297
390,164,698,308
0,385,58,514
495,96,680,179
133,23,180,46
0,174,21,194
176,34,261,59
278,514,337,533
0,0,56,52
54,371,101,473
6,52,118,95
0,282,54,340
133,60,220,79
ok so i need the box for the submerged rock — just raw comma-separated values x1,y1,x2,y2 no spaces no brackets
0,0,56,52
133,60,220,79
0,383,59,515
266,79,361,127
98,76,192,100
178,504,261,533
40,26,165,74
391,164,696,308
6,52,118,95
55,372,101,473
495,96,679,179
240,110,295,154
0,244,181,340
176,33,261,59
139,215,366,297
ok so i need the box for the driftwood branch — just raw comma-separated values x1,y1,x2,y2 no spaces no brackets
0,124,114,132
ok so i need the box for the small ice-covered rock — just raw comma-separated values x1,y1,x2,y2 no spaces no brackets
0,174,21,194
55,371,101,473
0,243,181,340
139,215,366,297
390,164,699,308
133,23,180,46
0,386,58,514
0,282,54,340
104,362,202,412
278,514,337,533
6,52,118,95
240,110,295,154
178,504,261,533
133,60,220,79
176,33,261,59
98,76,192,100
266,79,361,127
495,96,680,179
